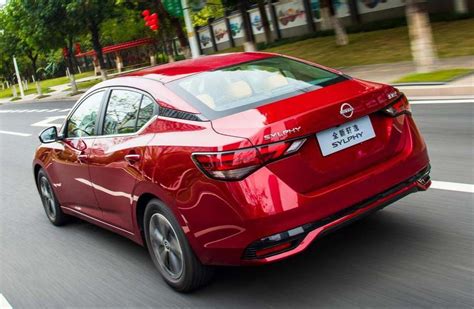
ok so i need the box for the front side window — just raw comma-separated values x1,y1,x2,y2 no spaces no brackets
67,91,104,138
168,56,346,119
103,90,157,136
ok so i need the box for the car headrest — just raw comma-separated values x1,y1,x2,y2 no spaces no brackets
227,80,252,99
196,94,215,108
263,74,289,91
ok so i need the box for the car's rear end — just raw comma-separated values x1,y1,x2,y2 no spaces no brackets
161,54,430,266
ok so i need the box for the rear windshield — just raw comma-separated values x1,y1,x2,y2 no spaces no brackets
167,56,347,120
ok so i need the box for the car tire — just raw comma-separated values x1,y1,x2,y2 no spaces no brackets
37,169,69,226
144,199,214,292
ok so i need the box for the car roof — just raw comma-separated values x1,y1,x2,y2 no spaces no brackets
126,52,276,83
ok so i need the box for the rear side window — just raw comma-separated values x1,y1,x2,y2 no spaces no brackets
67,91,104,138
103,89,157,136
137,96,156,129
167,56,347,120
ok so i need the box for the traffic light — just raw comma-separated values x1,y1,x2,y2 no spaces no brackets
142,10,159,32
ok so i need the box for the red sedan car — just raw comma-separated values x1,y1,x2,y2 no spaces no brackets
33,52,431,292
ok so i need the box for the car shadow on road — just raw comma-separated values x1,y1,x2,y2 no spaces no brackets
187,207,440,306
56,200,438,306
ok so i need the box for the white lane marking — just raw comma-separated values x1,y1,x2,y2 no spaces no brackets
410,99,474,104
0,130,31,137
0,108,71,114
0,293,12,309
431,181,474,193
31,115,66,128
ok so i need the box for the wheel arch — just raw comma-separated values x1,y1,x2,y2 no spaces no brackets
135,192,158,243
33,163,43,188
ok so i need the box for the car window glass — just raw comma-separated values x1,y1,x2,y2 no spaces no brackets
137,96,156,130
67,91,104,138
103,90,142,135
169,56,346,120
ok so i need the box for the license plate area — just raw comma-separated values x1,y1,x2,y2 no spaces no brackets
316,115,376,156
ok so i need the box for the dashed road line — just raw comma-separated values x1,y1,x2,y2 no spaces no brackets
431,181,474,193
0,108,70,113
31,115,67,127
0,130,32,137
0,293,12,309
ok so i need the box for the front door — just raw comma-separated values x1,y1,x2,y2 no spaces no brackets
50,90,106,219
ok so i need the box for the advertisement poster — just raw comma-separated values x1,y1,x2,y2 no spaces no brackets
248,7,273,35
198,27,212,49
275,0,307,30
310,0,350,20
228,14,244,39
212,20,229,43
357,0,405,14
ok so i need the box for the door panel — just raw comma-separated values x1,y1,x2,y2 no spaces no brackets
87,89,157,231
49,90,106,219
51,138,102,218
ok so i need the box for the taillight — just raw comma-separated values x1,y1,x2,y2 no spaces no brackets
382,94,411,117
192,138,306,181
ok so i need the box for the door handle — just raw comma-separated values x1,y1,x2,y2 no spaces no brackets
124,153,141,165
78,153,88,164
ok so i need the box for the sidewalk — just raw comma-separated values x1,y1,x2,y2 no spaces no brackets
1,56,473,105
340,55,474,97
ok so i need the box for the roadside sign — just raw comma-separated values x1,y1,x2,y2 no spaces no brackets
163,0,183,17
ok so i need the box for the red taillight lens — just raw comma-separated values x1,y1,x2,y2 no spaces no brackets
192,138,306,181
382,94,411,117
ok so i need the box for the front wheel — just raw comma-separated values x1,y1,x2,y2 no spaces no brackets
37,169,69,226
144,199,214,292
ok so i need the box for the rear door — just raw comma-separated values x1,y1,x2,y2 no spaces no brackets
87,88,157,232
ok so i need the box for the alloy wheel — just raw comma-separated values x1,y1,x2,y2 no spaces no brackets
39,176,57,220
149,213,184,280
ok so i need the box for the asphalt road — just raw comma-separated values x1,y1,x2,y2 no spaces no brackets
0,98,472,308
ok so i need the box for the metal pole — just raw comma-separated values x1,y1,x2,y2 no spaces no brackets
13,57,25,98
181,0,200,58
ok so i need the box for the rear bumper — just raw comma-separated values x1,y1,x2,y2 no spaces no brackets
179,115,430,266
240,165,431,265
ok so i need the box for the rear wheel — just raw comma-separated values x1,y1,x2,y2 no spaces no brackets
144,199,214,292
37,169,69,226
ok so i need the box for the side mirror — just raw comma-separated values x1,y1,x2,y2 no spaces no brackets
39,126,59,144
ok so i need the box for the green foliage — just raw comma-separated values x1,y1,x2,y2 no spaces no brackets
191,0,225,27
101,7,150,45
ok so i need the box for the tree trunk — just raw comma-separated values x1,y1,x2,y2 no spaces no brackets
240,0,257,51
257,0,273,44
454,0,468,14
323,0,348,45
171,16,191,58
89,21,108,80
156,1,191,59
406,0,437,72
319,0,333,30
66,37,78,93
26,51,39,81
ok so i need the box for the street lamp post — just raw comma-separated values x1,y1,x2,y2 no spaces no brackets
181,0,200,58
13,56,25,98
